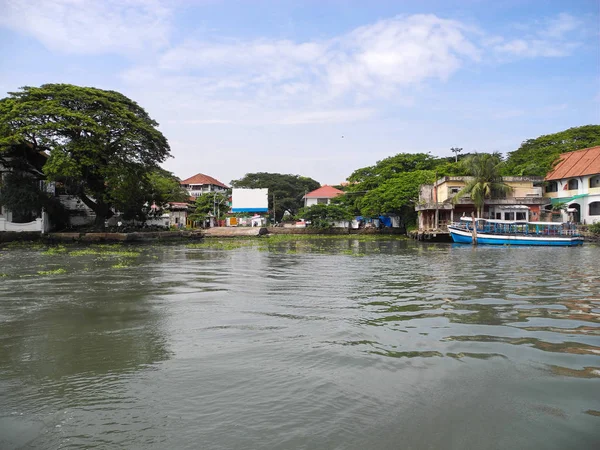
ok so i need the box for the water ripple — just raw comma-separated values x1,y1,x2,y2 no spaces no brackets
0,240,599,449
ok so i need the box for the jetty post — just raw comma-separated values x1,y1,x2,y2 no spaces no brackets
471,212,478,246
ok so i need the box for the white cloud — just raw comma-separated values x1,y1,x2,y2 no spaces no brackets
277,108,376,125
539,12,580,39
0,0,171,54
326,15,481,96
491,13,582,58
130,13,481,113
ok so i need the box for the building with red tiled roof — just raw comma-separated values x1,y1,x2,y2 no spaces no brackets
303,185,344,207
180,173,229,198
544,146,600,224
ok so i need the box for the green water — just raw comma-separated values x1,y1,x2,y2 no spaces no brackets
0,238,599,449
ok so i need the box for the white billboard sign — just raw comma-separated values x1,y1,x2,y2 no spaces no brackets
231,188,269,213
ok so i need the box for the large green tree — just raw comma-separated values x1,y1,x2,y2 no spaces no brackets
503,125,600,176
230,172,320,222
357,170,436,227
453,153,511,218
108,168,188,221
0,84,171,228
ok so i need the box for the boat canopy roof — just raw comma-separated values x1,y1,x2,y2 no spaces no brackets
458,217,567,226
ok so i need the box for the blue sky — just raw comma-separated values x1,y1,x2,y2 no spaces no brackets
0,0,598,185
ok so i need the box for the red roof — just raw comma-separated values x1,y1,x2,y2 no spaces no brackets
180,173,228,188
303,185,344,199
545,146,600,180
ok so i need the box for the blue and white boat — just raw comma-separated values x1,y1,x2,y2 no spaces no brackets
448,218,584,246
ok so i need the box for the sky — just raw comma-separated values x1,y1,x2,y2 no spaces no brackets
0,0,599,186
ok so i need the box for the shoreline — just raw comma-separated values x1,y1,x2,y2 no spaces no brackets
1,226,597,244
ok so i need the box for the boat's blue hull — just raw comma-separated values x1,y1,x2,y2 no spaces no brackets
448,227,584,246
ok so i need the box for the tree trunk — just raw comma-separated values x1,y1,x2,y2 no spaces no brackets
78,191,112,230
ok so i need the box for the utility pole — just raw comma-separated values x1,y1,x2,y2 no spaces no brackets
434,172,439,230
471,211,478,246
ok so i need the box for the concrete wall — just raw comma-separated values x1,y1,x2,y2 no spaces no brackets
0,217,44,232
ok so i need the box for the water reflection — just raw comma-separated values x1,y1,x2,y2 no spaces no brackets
0,249,173,407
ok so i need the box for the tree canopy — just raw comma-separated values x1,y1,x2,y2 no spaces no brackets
346,153,440,190
356,170,436,228
230,172,320,221
0,83,172,227
503,125,600,176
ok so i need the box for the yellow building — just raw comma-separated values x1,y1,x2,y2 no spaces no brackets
416,176,545,230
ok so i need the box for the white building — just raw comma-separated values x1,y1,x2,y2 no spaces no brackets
303,185,344,207
544,146,600,224
180,173,229,198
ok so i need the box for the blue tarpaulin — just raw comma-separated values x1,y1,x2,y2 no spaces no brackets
379,216,393,227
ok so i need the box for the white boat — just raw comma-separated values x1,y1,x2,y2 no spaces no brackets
448,218,584,246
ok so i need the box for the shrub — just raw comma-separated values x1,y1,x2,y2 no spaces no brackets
588,222,600,234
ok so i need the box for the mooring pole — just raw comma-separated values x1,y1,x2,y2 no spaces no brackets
471,212,478,246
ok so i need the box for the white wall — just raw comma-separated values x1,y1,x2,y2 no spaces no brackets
0,217,44,232
304,197,331,207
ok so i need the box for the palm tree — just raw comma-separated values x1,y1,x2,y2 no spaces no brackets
452,153,511,218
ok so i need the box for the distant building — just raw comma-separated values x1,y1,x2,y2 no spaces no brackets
544,146,600,224
166,202,189,228
303,185,344,207
416,176,545,230
180,173,228,198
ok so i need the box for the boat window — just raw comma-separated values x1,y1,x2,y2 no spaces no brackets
567,179,578,190
516,212,526,220
504,212,515,220
590,202,600,216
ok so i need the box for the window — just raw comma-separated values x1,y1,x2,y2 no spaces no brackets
567,179,578,190
545,181,558,193
504,212,515,220
590,202,600,216
449,187,461,194
317,198,328,205
590,176,600,188
516,212,526,220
